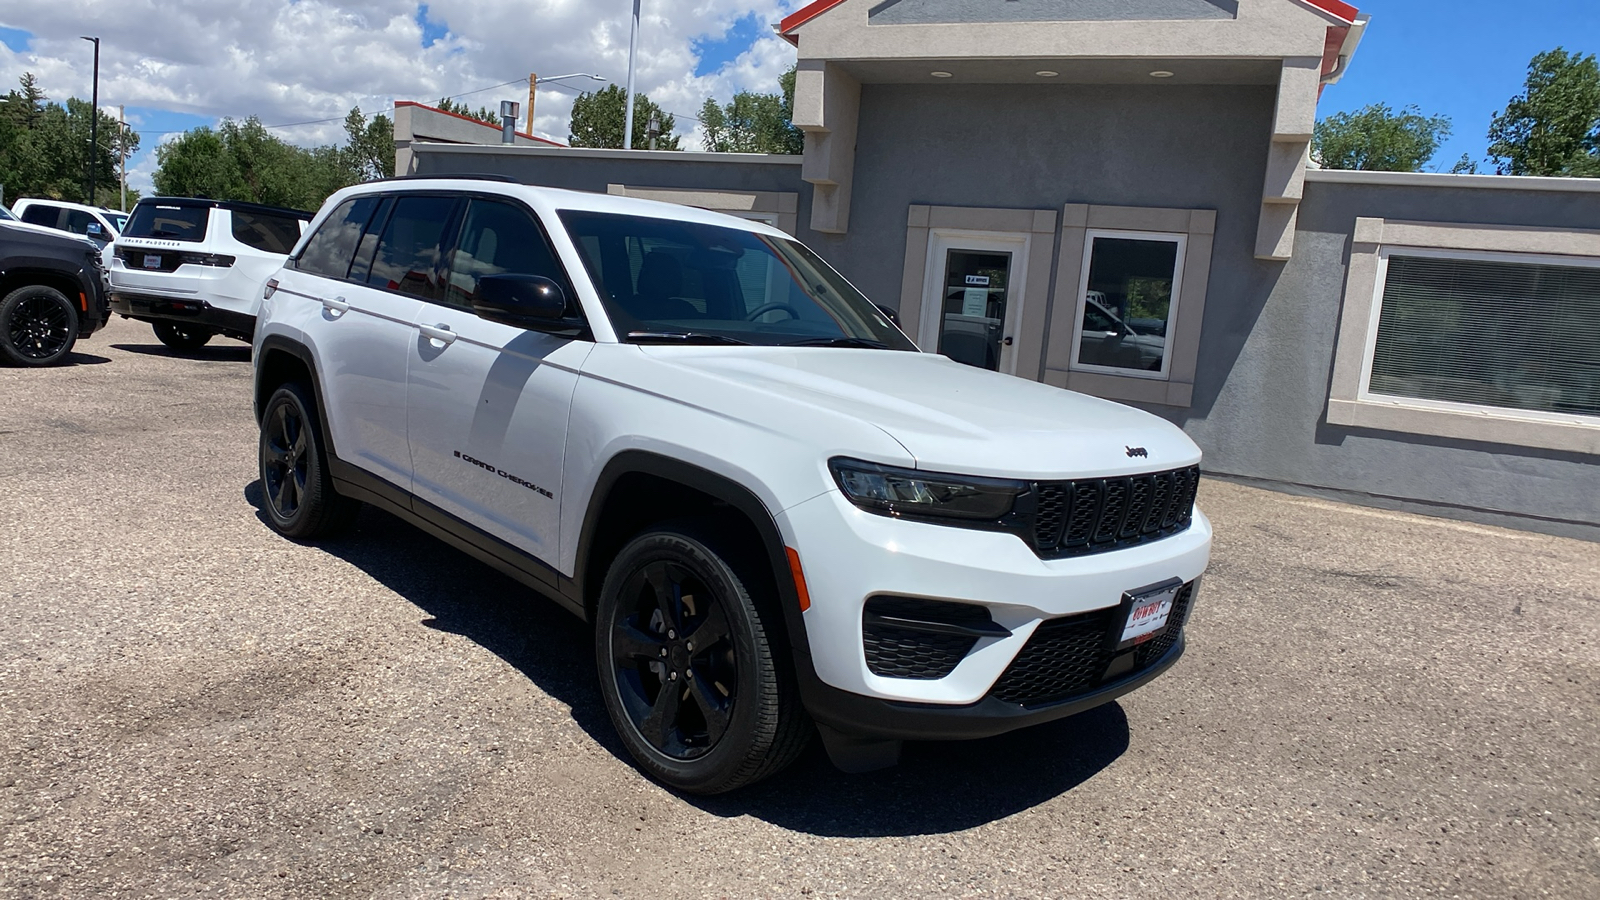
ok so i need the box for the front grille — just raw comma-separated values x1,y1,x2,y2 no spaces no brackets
862,597,993,680
1030,465,1199,558
989,581,1197,707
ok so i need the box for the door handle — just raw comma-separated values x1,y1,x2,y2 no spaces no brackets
419,323,457,345
321,295,350,314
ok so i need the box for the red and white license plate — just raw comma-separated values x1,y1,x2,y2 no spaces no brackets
1120,582,1179,645
141,253,164,269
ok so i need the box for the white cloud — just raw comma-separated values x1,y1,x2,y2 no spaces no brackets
1,0,803,180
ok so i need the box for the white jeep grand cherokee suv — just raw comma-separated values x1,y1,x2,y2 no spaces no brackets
252,176,1211,794
109,197,308,350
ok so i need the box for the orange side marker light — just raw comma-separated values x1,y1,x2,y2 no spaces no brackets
785,547,811,612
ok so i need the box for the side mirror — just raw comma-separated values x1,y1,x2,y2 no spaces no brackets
874,303,901,328
86,223,104,238
472,274,569,327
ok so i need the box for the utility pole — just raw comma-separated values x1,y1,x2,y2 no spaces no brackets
118,105,126,212
81,36,100,204
527,73,538,135
624,0,640,150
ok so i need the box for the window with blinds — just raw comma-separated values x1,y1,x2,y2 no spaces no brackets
1369,254,1600,419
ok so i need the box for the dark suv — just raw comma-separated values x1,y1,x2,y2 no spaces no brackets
0,218,110,366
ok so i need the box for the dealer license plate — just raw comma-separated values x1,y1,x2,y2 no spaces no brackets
142,254,163,269
1120,582,1179,645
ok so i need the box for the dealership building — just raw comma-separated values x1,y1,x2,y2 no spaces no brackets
396,0,1600,540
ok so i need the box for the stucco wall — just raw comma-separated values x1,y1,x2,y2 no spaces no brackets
1176,176,1600,538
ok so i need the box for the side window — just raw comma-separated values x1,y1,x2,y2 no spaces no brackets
443,199,572,310
296,197,379,279
367,195,457,301
232,209,305,254
20,205,58,228
62,209,95,236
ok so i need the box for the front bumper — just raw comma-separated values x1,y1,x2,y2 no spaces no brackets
777,486,1211,738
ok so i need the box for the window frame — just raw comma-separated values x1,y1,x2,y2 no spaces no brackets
1067,228,1188,382
1356,245,1600,429
1327,217,1600,455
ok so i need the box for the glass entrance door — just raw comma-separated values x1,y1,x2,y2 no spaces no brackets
919,231,1031,374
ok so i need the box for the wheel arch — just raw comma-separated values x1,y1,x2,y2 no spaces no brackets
575,451,813,664
254,334,340,459
0,268,86,311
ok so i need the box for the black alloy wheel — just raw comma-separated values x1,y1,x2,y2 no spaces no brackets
0,285,78,367
596,525,809,794
257,382,357,539
152,320,214,351
612,559,740,758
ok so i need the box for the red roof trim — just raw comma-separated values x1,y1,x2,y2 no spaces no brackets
1298,0,1359,23
779,0,847,41
394,100,566,147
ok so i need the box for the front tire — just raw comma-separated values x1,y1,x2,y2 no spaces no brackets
595,524,809,794
152,320,214,351
0,285,78,367
258,382,358,539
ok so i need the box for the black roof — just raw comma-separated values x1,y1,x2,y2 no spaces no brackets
134,196,314,219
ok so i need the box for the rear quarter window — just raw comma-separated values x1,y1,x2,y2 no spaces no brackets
20,205,59,228
231,210,305,254
124,204,209,242
296,197,381,280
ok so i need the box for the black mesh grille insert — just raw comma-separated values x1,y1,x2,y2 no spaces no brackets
862,597,992,680
1028,465,1199,559
989,580,1197,707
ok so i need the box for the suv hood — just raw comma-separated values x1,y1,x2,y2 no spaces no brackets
639,347,1200,479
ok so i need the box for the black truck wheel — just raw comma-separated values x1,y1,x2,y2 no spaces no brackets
0,285,79,367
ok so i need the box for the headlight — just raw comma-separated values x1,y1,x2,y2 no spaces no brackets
829,458,1025,522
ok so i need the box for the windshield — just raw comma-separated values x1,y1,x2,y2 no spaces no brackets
557,210,915,349
0,206,14,221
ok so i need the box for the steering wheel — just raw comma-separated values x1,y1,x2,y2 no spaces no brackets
746,302,800,321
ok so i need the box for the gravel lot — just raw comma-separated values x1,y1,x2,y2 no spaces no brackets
2,316,1598,899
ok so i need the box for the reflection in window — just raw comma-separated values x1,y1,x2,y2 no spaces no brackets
1074,234,1182,376
296,197,379,280
367,196,456,301
445,199,570,310
1370,254,1600,418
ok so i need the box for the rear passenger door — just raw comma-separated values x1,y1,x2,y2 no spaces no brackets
278,193,458,493
404,196,591,567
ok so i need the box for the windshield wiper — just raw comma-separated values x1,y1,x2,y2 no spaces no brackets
782,336,890,349
627,330,751,346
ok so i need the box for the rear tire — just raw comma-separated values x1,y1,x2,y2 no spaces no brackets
0,285,78,367
152,320,214,351
595,523,809,794
257,382,358,540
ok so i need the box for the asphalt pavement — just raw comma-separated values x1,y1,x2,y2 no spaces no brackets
2,316,1597,899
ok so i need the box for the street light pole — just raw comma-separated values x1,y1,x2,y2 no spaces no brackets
81,36,100,205
623,0,640,150
119,105,126,212
525,72,605,137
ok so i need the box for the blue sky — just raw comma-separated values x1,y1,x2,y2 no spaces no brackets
1319,0,1600,171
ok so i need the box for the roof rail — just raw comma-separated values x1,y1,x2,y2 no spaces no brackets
371,173,523,184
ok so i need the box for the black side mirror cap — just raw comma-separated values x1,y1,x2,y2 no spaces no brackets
473,274,567,323
874,303,901,328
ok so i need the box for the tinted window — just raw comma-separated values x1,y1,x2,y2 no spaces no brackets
232,209,304,254
63,209,96,236
296,197,379,279
444,199,571,310
367,196,456,301
559,210,914,349
20,205,57,228
124,203,209,242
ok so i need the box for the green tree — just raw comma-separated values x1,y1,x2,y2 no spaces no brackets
343,107,395,181
436,97,499,125
1313,103,1452,172
0,74,138,206
699,66,805,154
1487,48,1600,177
568,85,680,150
